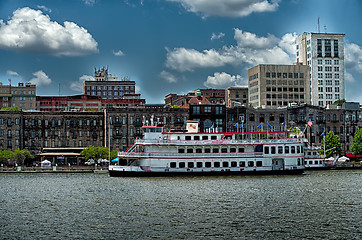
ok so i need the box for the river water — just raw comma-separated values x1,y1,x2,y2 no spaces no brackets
0,170,361,240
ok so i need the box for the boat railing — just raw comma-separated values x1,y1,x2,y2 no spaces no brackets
135,138,305,145
119,151,268,158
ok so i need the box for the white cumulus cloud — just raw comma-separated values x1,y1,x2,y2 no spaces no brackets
70,75,94,92
30,70,51,86
165,29,294,72
167,0,280,18
204,72,243,88
37,5,52,13
345,43,362,73
6,70,20,77
0,7,98,56
165,47,234,72
211,32,225,41
112,50,125,56
160,71,178,83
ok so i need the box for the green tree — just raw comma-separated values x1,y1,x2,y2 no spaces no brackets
321,131,342,158
81,146,109,161
0,150,15,165
1,106,20,111
333,99,346,106
351,128,362,155
13,148,34,166
110,149,118,160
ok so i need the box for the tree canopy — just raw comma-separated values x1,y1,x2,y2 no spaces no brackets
1,106,21,111
321,131,342,158
351,128,362,155
81,146,110,161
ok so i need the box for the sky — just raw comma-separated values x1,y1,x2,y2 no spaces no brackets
0,0,362,104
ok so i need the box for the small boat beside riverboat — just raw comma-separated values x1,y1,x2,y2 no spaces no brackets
109,121,306,177
303,146,330,170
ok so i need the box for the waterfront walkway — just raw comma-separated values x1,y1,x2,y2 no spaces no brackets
0,165,109,174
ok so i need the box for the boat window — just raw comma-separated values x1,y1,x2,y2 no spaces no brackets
314,160,319,164
307,152,311,155
309,161,313,164
156,128,162,132
194,136,200,140
188,162,194,168
178,148,185,153
170,162,176,168
238,147,245,153
221,148,227,153
285,146,289,154
204,148,211,153
214,162,220,168
197,162,203,168
313,151,316,155
213,148,219,153
185,136,191,140
301,146,304,153
239,161,245,167
196,149,202,153
264,146,269,154
271,146,276,154
222,162,229,167
179,162,185,168
319,160,323,164
231,161,237,167
297,158,301,165
255,145,263,152
205,162,211,168
291,146,296,154
248,161,254,167
297,146,301,154
211,135,217,140
256,161,262,167
230,148,236,153
202,136,208,140
278,146,283,154
150,128,155,132
187,148,193,153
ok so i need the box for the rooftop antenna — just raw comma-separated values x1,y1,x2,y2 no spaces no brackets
324,24,327,33
59,83,61,96
317,17,320,33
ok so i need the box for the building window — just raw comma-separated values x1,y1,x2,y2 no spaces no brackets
193,106,200,115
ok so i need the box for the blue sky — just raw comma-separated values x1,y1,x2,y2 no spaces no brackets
0,0,362,104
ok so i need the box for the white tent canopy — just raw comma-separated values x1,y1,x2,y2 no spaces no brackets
338,156,350,162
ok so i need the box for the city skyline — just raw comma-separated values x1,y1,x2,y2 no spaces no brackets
0,0,362,104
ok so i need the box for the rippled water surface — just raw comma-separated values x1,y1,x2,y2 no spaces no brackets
0,170,361,239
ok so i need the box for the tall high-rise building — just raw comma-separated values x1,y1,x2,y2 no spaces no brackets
295,33,345,107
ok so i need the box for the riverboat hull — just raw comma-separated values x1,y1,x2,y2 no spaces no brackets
108,167,304,177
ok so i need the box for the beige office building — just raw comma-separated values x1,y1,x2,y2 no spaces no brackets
248,64,310,109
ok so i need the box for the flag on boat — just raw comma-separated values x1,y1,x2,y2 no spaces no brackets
320,131,325,136
210,124,214,129
308,120,313,127
256,123,262,129
234,123,238,127
267,122,272,129
282,122,286,127
240,123,243,128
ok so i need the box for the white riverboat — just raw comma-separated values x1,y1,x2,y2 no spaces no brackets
109,121,306,177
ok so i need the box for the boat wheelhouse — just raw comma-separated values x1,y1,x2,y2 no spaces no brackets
109,121,306,177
